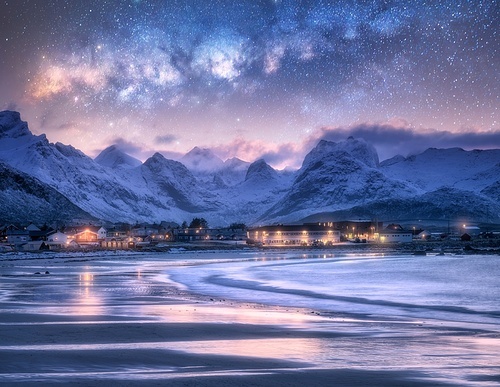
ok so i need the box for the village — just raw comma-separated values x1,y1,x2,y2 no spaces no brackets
0,218,496,252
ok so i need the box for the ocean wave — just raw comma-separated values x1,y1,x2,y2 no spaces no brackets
205,274,500,319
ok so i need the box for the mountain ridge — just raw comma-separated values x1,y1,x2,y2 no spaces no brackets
1,110,499,226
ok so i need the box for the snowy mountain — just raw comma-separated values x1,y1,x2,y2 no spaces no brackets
0,111,185,223
380,147,500,194
0,113,145,222
301,187,500,225
214,157,250,187
141,152,220,213
213,159,294,223
95,145,142,169
259,138,417,223
1,110,499,226
295,144,500,224
0,162,94,224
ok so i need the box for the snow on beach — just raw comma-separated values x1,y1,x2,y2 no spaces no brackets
1,248,499,386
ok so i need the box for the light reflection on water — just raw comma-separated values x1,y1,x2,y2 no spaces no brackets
0,338,317,361
74,270,103,316
138,303,321,327
0,334,498,385
2,333,497,368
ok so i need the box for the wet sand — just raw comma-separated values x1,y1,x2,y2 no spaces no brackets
0,251,499,386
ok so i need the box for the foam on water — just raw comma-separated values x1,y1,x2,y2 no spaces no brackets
167,253,500,327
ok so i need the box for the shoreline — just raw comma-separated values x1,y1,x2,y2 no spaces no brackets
1,238,499,260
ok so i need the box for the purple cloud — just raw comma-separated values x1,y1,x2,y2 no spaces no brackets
314,123,500,161
155,134,178,144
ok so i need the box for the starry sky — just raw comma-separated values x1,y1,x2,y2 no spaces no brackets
1,0,498,168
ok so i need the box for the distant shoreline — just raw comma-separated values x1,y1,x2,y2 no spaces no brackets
1,239,499,262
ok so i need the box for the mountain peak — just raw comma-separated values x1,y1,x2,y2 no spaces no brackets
144,152,189,173
152,152,166,160
380,154,406,167
95,145,142,169
181,146,224,172
245,159,278,182
304,138,380,168
0,110,32,139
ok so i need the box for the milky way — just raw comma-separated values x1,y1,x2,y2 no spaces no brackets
1,0,498,167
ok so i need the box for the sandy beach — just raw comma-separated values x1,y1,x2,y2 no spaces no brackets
1,249,499,386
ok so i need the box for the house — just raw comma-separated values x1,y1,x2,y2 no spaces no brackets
47,231,68,244
101,238,135,249
248,224,341,246
46,231,69,249
74,229,99,243
1,224,16,238
21,240,49,251
378,230,413,243
22,223,51,241
307,220,382,241
416,230,432,240
6,228,30,246
130,224,160,238
462,225,480,237
174,227,211,241
25,223,40,232
106,227,129,239
67,226,107,245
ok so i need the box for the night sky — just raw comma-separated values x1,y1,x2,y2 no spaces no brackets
1,0,498,168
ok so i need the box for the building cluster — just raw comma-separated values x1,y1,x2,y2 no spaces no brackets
0,222,247,252
247,221,399,246
0,219,495,252
247,220,496,246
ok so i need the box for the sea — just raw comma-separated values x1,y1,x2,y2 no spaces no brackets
1,250,499,385
166,251,500,329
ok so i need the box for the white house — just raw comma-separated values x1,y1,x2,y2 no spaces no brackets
47,231,68,244
97,227,107,240
46,231,69,249
378,230,413,243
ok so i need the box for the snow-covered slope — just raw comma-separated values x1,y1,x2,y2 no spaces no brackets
260,138,416,223
0,112,146,221
141,152,220,213
0,111,204,223
0,162,94,224
380,147,500,193
214,157,250,187
301,187,500,224
212,159,294,223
